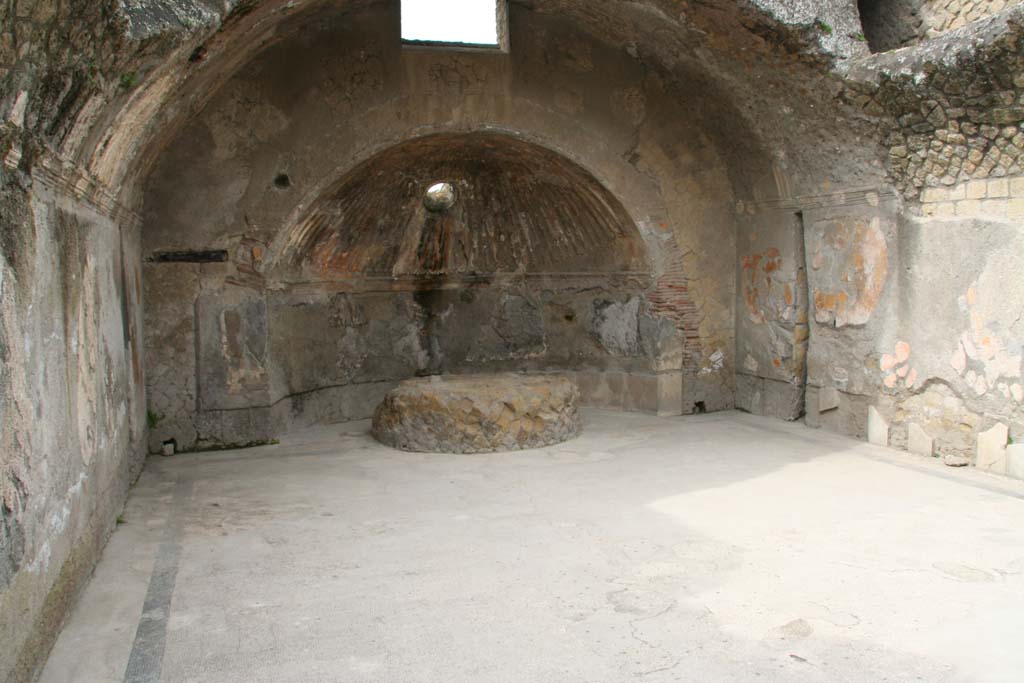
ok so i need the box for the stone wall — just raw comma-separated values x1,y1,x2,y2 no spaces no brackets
736,0,1024,466
879,212,1022,464
735,188,900,424
0,131,146,681
3,0,1024,679
144,265,667,453
770,7,1022,474
138,1,765,451
0,1,152,677
843,6,1024,198
919,174,1024,218
737,173,1024,474
735,208,809,420
4,0,854,673
923,0,1022,34
859,0,1023,51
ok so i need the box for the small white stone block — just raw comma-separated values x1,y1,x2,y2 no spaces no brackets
1006,444,1024,480
956,199,983,215
976,423,1009,473
908,423,934,457
1009,198,1024,219
868,406,889,447
987,178,1009,198
818,386,840,413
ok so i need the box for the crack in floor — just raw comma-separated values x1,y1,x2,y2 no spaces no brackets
627,602,680,678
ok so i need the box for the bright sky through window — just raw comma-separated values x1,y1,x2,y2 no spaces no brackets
401,0,500,46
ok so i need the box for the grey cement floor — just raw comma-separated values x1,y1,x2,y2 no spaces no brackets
40,410,1024,682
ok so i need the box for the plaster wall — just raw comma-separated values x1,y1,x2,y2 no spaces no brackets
735,176,1024,467
0,148,146,681
796,13,1024,466
2,1,1023,679
797,202,1024,466
140,2,749,450
735,190,898,420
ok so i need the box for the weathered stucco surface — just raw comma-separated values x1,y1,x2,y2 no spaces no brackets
2,0,1024,680
139,2,762,449
0,130,145,681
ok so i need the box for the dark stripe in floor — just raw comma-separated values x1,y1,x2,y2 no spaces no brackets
123,475,193,683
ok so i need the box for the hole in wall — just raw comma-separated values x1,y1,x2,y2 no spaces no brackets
274,173,292,189
401,0,502,47
857,0,922,53
423,181,456,212
694,401,707,414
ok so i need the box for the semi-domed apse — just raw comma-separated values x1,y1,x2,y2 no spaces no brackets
273,132,649,280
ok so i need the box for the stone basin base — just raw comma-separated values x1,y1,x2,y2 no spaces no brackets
372,374,583,454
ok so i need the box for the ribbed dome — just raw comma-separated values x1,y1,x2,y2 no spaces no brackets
274,132,648,280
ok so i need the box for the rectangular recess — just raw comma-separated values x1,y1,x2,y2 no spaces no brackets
149,250,229,263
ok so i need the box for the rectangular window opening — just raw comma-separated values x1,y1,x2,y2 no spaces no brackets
401,0,508,50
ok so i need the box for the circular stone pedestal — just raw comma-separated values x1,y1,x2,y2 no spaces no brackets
372,374,582,454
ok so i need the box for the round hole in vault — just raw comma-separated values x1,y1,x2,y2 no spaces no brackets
423,181,456,212
274,173,291,189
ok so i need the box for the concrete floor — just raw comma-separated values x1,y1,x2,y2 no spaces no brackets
41,410,1024,682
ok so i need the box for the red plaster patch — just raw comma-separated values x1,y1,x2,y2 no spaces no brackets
894,341,911,364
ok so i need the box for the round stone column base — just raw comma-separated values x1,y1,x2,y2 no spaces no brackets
372,374,582,454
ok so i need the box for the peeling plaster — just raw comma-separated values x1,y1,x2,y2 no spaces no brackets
809,217,889,328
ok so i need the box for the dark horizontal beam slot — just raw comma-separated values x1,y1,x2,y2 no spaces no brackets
149,250,229,263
